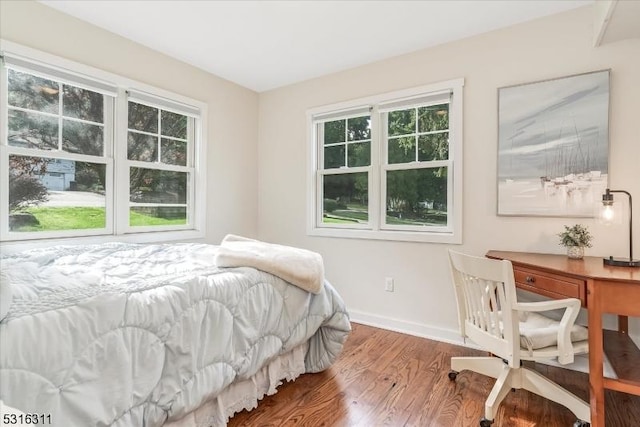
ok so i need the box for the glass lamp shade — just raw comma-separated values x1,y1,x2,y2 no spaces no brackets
598,202,620,225
600,188,640,268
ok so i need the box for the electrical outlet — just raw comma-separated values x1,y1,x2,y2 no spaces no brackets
385,277,394,292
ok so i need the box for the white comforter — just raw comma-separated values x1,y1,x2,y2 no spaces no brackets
0,243,350,426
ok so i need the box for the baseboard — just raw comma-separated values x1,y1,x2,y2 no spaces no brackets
348,309,480,350
348,309,616,377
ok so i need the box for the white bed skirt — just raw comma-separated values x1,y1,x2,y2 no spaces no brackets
165,342,309,427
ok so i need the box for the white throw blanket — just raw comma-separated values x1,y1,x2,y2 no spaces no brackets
215,235,324,294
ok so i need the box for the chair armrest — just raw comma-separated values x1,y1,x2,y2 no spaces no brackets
515,298,580,313
514,298,582,364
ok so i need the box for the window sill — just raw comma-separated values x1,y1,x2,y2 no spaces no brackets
0,229,205,254
307,226,462,244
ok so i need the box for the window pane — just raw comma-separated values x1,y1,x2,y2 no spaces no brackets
128,132,158,162
347,116,371,141
324,145,345,169
347,141,370,167
8,155,106,232
388,109,415,137
63,86,104,123
418,104,449,132
388,136,415,164
322,173,368,224
161,110,187,139
324,120,345,144
62,120,104,156
418,133,449,161
129,168,188,226
128,102,158,133
386,167,447,226
8,110,58,150
7,69,59,114
161,138,187,166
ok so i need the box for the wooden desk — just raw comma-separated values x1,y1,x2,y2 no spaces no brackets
486,250,640,427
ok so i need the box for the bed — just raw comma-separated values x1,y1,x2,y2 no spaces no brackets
0,242,351,426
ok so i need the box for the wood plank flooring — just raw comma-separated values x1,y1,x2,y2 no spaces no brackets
228,323,640,426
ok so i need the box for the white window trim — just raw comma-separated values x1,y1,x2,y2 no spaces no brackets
0,39,208,249
306,78,464,244
121,92,198,235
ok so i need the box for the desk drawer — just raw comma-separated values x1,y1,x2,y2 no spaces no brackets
513,267,587,306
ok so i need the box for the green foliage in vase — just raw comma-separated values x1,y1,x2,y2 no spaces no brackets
558,224,593,248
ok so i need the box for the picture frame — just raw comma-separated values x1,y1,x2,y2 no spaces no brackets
497,70,610,217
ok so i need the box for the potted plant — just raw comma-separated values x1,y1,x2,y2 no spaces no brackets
558,224,593,259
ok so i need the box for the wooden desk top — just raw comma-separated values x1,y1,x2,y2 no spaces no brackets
486,250,640,284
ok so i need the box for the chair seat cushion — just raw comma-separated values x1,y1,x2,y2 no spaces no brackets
518,311,588,352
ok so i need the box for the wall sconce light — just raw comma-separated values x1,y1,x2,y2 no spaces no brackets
600,188,640,267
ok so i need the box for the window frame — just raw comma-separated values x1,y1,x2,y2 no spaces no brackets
380,93,454,234
121,94,197,234
0,39,207,246
307,78,464,243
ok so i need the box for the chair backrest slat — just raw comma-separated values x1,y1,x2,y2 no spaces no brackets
486,280,501,337
449,250,520,364
465,275,484,330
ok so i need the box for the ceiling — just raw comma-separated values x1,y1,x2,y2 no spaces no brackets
40,1,594,92
596,0,640,46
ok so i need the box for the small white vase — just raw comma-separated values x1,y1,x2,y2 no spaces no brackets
567,246,584,259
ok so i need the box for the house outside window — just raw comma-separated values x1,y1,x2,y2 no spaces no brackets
307,79,464,243
0,43,207,243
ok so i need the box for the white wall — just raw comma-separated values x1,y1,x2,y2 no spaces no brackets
257,6,640,341
0,0,260,244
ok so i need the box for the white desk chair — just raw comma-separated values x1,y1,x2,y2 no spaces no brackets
448,250,591,427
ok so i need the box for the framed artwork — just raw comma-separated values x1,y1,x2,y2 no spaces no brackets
497,70,610,217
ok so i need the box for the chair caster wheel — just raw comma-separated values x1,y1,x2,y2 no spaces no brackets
479,417,494,427
448,370,458,381
573,420,590,427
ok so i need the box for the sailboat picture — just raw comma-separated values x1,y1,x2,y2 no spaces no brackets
497,70,610,217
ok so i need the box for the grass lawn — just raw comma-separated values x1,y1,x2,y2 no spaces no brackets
323,209,446,226
13,207,185,232
333,209,368,221
322,216,358,224
129,210,186,227
322,207,369,224
385,215,446,226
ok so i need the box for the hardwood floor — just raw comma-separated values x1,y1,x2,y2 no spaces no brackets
228,323,640,426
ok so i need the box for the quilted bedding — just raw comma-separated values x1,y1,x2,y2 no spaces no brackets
0,243,351,426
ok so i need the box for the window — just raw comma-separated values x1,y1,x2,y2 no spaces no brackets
308,79,463,243
317,108,372,228
125,92,197,230
3,66,114,238
0,44,206,242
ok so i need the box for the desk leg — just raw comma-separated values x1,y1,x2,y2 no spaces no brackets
587,280,605,427
618,315,628,334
